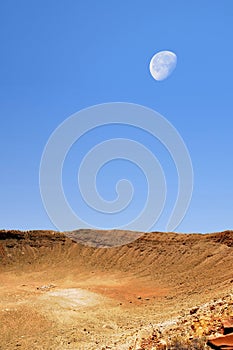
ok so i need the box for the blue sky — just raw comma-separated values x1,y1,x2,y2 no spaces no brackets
0,1,232,233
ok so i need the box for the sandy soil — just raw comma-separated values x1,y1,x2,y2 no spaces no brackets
0,230,232,349
0,269,171,349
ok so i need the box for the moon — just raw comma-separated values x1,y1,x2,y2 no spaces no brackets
149,50,177,81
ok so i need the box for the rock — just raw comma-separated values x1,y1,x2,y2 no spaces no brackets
222,317,233,334
159,338,167,345
137,294,233,350
190,306,199,315
36,284,56,291
207,333,233,349
102,324,114,330
207,313,233,349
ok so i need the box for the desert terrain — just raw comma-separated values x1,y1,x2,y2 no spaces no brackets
0,229,232,349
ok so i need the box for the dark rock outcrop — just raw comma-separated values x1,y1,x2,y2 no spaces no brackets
208,317,233,349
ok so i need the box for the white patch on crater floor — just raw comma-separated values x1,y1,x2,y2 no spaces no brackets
43,288,101,308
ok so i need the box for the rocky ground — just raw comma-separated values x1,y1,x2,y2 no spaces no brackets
134,293,233,349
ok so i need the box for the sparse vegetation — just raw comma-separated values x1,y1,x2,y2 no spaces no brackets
167,337,206,349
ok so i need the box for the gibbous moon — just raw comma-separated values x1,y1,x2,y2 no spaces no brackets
149,51,177,81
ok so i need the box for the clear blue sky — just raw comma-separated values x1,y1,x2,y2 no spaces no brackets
0,1,232,233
